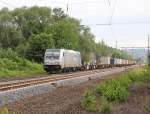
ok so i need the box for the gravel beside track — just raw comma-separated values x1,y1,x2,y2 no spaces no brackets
0,66,136,111
7,72,123,114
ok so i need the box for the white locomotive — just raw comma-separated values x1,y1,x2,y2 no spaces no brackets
44,49,82,73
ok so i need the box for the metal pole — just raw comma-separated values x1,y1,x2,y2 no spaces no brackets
116,41,118,49
148,35,150,66
132,47,134,57
66,4,68,13
148,35,150,55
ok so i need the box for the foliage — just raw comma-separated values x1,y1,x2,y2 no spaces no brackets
49,19,79,50
100,97,111,114
12,6,52,39
96,40,110,58
96,67,150,102
0,23,23,49
15,43,29,57
52,8,67,21
26,33,54,62
0,107,15,114
96,79,130,102
111,48,131,59
0,6,130,63
144,105,150,112
0,48,44,77
81,67,150,112
0,107,9,114
78,26,95,62
81,90,96,112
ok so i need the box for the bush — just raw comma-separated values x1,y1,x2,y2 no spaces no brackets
100,97,111,114
0,48,44,77
81,90,96,112
96,68,149,102
96,79,129,102
82,67,150,112
0,107,15,114
144,105,150,112
26,33,54,62
0,48,19,60
0,107,9,114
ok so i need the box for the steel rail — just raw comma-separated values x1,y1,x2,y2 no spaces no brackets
0,69,109,91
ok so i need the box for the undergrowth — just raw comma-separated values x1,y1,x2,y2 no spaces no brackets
81,90,96,112
0,48,45,78
100,97,111,114
0,107,15,114
81,67,150,113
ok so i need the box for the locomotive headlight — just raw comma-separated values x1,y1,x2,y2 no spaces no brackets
44,59,50,64
54,62,59,64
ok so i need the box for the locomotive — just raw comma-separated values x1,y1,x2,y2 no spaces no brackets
44,49,82,73
43,49,136,73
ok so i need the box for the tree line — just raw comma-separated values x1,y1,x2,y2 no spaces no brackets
0,6,131,63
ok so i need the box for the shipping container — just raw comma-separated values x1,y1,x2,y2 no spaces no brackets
110,58,115,65
63,49,82,68
100,57,111,65
114,58,118,65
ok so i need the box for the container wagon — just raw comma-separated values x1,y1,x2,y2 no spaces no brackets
110,58,115,68
100,57,111,68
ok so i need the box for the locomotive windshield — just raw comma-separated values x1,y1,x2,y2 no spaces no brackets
45,49,60,60
45,54,59,60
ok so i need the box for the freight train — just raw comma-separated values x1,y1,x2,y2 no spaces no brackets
43,49,136,73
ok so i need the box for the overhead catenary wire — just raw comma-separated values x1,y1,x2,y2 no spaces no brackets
109,0,117,24
51,0,105,6
68,0,105,5
107,0,111,7
105,0,118,48
96,21,150,26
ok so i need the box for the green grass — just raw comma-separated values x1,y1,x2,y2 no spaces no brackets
144,105,150,112
0,107,15,114
0,48,45,78
81,67,150,113
81,90,97,112
100,97,111,114
96,67,149,102
96,79,130,102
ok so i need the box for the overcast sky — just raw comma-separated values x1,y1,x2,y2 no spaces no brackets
0,0,150,48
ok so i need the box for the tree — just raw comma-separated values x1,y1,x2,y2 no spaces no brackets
26,33,54,62
50,19,79,50
95,40,110,58
0,11,23,49
0,6,131,63
52,8,67,21
78,26,95,63
12,6,52,39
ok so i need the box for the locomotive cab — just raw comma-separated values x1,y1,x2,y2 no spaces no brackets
44,49,62,73
43,49,82,73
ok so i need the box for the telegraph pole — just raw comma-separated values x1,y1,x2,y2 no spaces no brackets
66,4,68,13
148,34,150,66
148,35,150,55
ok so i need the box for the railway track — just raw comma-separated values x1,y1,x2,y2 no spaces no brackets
0,68,111,92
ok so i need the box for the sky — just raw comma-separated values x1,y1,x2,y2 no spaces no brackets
0,0,150,49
